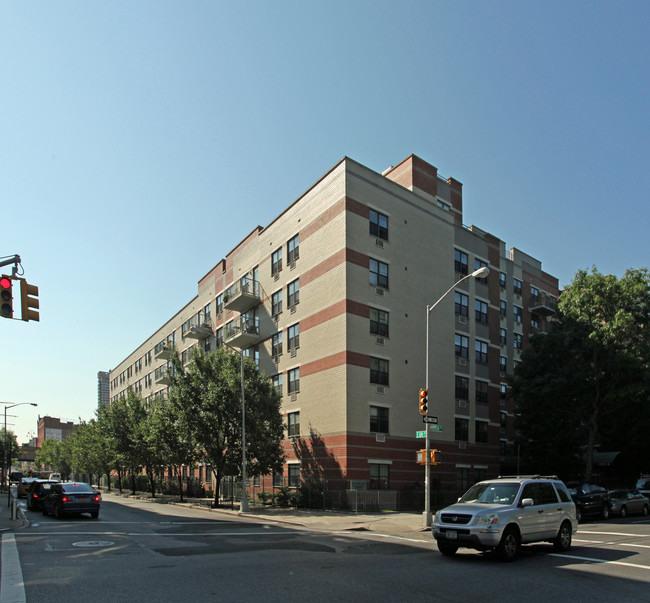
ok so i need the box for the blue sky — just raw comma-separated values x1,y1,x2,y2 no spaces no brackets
1,1,648,443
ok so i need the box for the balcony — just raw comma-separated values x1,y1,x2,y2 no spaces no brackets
184,315,213,340
224,318,260,349
154,366,172,386
223,279,261,314
530,293,558,316
154,341,174,360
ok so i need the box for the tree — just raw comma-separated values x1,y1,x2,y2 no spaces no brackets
169,347,284,506
35,436,71,479
513,267,650,480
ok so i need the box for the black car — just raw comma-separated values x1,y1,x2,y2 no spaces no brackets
27,479,59,511
566,482,611,522
42,482,100,519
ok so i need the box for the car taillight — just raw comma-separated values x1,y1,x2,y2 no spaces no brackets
61,496,70,503
93,495,100,502
33,494,38,499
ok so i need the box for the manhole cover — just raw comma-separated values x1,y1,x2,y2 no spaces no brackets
72,541,115,548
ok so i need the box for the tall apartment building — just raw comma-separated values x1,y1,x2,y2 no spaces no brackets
108,154,558,496
97,371,110,407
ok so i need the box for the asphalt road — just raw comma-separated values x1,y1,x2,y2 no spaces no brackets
5,497,650,602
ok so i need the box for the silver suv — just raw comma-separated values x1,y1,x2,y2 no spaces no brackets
432,475,578,561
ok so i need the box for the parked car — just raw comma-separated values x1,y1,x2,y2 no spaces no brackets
566,482,611,522
41,482,100,519
27,479,60,511
432,475,577,561
49,473,61,481
9,471,23,486
17,477,37,498
609,489,650,518
635,475,650,499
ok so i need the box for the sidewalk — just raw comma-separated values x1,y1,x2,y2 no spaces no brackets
102,491,432,540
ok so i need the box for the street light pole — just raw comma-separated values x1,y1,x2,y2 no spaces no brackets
423,266,489,527
3,402,38,506
223,343,249,513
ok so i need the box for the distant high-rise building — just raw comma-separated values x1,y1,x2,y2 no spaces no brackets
108,154,559,497
97,371,110,407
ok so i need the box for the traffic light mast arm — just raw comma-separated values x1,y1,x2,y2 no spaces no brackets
0,255,21,275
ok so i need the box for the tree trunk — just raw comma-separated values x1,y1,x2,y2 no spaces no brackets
213,470,222,508
148,468,156,498
177,468,184,503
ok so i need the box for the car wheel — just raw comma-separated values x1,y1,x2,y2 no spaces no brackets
91,511,99,519
553,521,572,552
620,506,627,519
54,504,62,519
497,526,520,562
643,505,649,517
601,505,610,520
42,506,48,516
437,541,458,556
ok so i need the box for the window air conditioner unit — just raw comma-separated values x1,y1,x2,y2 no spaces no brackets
375,433,386,443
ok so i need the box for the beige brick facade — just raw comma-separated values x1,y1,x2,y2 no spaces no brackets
109,154,559,497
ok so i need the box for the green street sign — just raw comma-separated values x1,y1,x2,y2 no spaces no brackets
429,425,443,432
416,431,426,438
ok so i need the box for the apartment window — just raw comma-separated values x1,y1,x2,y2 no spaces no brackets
204,302,211,321
369,259,389,289
272,332,283,357
243,344,260,367
475,421,489,444
205,466,212,482
369,308,389,337
475,259,488,283
458,467,470,491
216,294,223,315
287,279,300,307
499,272,506,288
288,323,300,350
181,349,189,365
288,464,300,488
288,411,300,437
500,412,507,427
272,247,282,275
455,418,469,442
370,357,389,386
455,376,469,400
455,292,469,317
272,374,283,396
369,463,389,490
288,368,300,393
455,334,469,358
476,381,489,404
454,250,468,275
500,383,507,402
513,305,523,324
500,328,507,345
475,300,488,324
287,234,299,264
500,356,507,373
273,470,283,488
531,314,540,329
513,278,523,295
500,300,507,318
216,327,223,347
271,290,282,316
370,405,389,433
369,209,388,241
531,286,540,304
203,338,211,352
475,340,488,364
513,333,523,350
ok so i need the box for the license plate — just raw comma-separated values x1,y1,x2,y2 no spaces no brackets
77,497,87,503
446,531,457,540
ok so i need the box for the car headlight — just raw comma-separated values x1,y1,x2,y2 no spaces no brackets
477,513,499,525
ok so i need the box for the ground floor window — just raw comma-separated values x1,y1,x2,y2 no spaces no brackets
369,463,389,490
288,464,300,488
457,467,470,491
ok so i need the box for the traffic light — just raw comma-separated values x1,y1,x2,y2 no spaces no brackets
431,449,441,465
19,278,39,322
419,388,429,415
0,275,13,319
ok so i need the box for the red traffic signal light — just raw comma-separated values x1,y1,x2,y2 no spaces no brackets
0,275,13,319
419,388,429,415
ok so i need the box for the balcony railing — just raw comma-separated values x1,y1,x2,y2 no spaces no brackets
154,366,172,386
224,318,260,349
223,279,262,314
184,314,213,340
530,293,558,316
154,341,174,360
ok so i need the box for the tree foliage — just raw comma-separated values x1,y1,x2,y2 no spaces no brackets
513,267,650,481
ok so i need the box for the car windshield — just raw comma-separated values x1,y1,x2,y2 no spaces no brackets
636,479,649,489
458,482,520,505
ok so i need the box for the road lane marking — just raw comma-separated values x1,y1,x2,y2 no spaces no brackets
579,530,650,538
552,552,650,571
1,533,26,603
